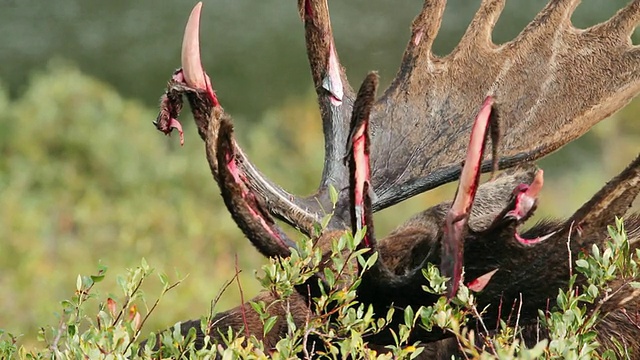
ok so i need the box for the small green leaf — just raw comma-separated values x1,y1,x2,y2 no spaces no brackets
76,274,82,292
90,274,105,283
403,306,415,328
328,184,339,206
158,272,169,287
250,301,265,315
321,213,332,230
324,267,336,288
575,259,589,269
67,324,77,337
263,316,278,336
363,251,379,271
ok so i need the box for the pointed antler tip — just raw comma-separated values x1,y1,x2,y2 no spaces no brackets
181,2,207,89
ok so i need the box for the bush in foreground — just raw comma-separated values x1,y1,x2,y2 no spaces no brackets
0,218,638,359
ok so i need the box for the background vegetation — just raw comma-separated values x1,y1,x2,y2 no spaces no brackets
0,0,638,352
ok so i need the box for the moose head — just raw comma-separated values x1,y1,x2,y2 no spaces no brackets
152,0,640,357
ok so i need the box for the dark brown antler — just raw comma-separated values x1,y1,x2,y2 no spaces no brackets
157,0,640,238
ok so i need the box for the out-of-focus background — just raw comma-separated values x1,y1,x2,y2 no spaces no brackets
0,0,638,347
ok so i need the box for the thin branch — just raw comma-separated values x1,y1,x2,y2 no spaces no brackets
49,320,66,355
514,293,523,344
567,221,574,278
620,308,640,330
235,254,250,338
127,280,183,352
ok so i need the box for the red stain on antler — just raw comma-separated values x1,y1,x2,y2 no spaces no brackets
305,0,313,18
169,118,184,146
467,269,498,292
443,96,494,298
225,151,284,242
506,170,544,220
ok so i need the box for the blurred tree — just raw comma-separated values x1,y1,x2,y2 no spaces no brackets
1,0,637,118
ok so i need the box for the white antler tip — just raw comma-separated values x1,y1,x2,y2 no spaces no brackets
181,2,207,90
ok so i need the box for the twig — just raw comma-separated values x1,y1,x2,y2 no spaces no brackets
587,280,634,323
567,221,574,278
235,254,250,337
126,280,183,353
514,293,523,343
49,319,66,356
208,273,239,332
113,276,146,325
471,305,490,336
454,334,471,360
302,284,314,360
620,308,640,330
495,296,504,331
471,304,495,355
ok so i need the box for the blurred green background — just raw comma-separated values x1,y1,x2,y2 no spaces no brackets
0,0,638,348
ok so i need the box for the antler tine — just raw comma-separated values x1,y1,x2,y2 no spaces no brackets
384,0,445,90
181,2,207,91
514,0,580,42
296,0,360,220
590,0,640,39
455,0,507,52
348,72,378,250
299,0,353,103
407,0,447,55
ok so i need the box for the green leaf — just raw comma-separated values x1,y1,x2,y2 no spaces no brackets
328,184,339,206
250,301,265,315
575,259,589,269
323,267,336,288
263,316,278,336
403,306,415,328
67,324,77,337
90,273,105,283
158,272,169,287
76,274,82,292
321,213,332,230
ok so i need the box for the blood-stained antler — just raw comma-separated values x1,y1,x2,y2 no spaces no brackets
150,0,640,356
157,0,640,237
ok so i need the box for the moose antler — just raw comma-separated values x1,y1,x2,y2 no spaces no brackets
157,0,640,237
150,0,640,356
